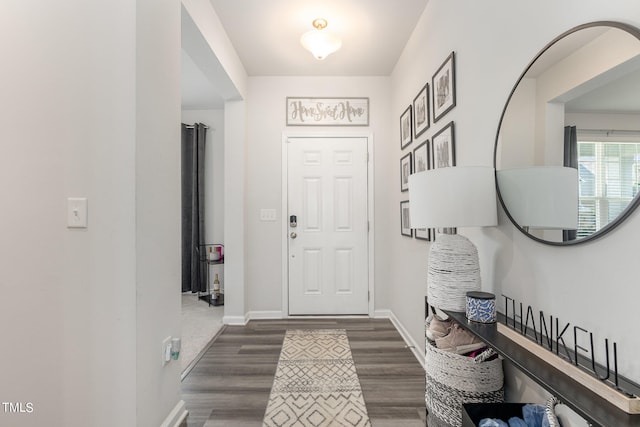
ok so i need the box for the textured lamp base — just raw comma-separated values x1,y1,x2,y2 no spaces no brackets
427,233,481,311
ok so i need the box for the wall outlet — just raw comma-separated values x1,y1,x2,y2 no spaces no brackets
162,336,172,366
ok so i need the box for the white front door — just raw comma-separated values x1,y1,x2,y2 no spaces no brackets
287,136,369,315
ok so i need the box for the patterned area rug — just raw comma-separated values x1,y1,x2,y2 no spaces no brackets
263,329,371,427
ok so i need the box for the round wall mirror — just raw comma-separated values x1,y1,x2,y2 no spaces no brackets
495,21,640,245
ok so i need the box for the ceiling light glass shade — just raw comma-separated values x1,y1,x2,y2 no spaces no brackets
497,166,578,229
408,166,498,228
300,28,342,60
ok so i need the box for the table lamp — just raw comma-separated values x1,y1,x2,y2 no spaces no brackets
408,166,497,311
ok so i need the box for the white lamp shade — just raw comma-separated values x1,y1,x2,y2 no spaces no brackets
408,166,498,228
300,30,342,60
497,166,578,229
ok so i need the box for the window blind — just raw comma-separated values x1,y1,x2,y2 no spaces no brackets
577,130,640,238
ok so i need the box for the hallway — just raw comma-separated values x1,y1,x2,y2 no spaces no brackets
180,318,426,426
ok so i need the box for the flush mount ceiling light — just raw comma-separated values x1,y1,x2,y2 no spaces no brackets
300,18,342,60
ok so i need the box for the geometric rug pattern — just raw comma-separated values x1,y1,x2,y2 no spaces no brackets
263,329,372,427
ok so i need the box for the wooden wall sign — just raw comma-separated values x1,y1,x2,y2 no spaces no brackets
286,97,369,126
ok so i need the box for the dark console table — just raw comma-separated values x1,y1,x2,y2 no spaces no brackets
442,309,640,427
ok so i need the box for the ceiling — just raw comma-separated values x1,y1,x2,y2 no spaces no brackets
564,64,640,114
181,0,429,109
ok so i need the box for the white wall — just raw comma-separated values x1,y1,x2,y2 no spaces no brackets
245,76,393,318
181,0,248,101
135,1,183,426
0,1,182,426
223,100,248,323
391,0,640,410
567,112,640,132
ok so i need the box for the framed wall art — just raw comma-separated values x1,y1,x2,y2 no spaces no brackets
400,152,412,192
413,140,430,173
411,142,430,241
432,121,456,169
415,227,431,241
432,52,456,123
400,105,413,149
413,83,430,138
400,200,412,237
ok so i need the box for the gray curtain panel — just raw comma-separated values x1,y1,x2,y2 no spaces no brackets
181,123,207,292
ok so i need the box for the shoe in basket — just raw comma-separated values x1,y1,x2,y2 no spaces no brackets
426,315,452,341
435,323,485,354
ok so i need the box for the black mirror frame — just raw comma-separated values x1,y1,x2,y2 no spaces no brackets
494,21,640,246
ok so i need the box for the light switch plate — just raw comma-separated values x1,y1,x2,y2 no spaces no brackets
67,197,88,228
260,208,276,222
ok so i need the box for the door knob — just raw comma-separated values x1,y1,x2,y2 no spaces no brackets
290,232,297,239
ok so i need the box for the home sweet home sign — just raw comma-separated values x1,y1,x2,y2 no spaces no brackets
286,97,369,126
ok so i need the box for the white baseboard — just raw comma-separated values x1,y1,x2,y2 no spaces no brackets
374,309,425,369
224,311,284,323
223,314,248,325
373,309,392,319
160,399,187,427
248,310,283,320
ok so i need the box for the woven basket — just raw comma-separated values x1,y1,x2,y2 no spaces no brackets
425,340,504,427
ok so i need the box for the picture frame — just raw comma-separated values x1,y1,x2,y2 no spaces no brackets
400,152,412,192
413,83,430,138
400,200,412,237
412,140,431,242
413,140,430,173
432,121,456,169
400,105,413,149
432,52,456,123
415,227,431,241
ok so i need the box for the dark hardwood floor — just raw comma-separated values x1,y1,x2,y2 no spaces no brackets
180,318,426,427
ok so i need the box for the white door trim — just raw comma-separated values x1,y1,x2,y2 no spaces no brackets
281,131,375,317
